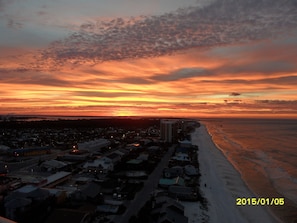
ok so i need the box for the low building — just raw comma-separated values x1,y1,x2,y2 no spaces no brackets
106,152,121,165
40,160,68,172
158,176,185,188
9,147,51,157
96,204,119,214
41,171,72,188
184,165,199,176
71,182,102,202
78,139,110,153
125,171,147,178
83,157,113,174
4,197,32,221
151,196,188,223
44,209,91,223
4,185,51,222
171,153,190,162
113,149,129,157
137,153,149,161
178,139,192,148
43,188,67,204
163,166,184,178
60,150,90,161
168,185,198,201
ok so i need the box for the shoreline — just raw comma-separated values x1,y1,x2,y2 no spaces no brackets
183,124,280,223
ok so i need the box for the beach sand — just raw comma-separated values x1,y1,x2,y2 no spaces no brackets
182,124,281,223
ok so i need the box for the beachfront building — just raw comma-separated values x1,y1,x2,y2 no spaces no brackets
163,166,184,178
168,185,198,201
178,139,192,148
151,196,188,223
171,153,190,162
160,119,178,143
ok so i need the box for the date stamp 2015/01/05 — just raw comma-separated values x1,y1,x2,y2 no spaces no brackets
236,197,285,206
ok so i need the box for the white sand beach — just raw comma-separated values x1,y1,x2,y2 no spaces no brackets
182,124,281,223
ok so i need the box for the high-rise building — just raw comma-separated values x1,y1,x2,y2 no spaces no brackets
160,119,178,143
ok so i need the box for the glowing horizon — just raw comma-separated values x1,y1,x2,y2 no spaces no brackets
1,0,297,119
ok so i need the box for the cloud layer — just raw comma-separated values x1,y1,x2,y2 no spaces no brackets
1,0,297,118
40,0,297,66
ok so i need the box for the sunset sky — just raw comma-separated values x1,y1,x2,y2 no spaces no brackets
1,0,297,118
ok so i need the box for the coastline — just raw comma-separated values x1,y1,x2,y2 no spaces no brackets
183,124,280,223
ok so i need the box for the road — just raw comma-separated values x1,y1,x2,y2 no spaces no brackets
112,145,175,223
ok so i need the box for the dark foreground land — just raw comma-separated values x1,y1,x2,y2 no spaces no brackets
0,117,202,223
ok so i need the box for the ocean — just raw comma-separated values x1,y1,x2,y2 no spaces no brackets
202,118,297,223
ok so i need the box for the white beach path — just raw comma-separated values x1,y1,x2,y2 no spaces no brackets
182,124,280,223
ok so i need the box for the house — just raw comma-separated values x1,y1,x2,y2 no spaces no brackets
71,182,102,203
44,209,91,223
4,185,51,222
4,198,32,221
178,139,192,148
137,153,149,161
151,196,188,223
83,157,113,174
113,149,129,157
40,171,72,188
147,146,160,152
96,204,119,214
78,138,110,153
80,182,101,200
163,166,183,178
168,185,198,201
40,160,68,172
126,143,141,151
184,165,199,176
60,150,90,161
158,176,185,188
106,152,121,165
171,153,190,162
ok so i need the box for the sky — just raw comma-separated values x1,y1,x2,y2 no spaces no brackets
0,0,297,118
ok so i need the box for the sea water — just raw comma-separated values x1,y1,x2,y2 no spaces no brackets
202,118,297,223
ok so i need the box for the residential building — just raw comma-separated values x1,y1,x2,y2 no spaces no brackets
160,119,178,143
83,157,113,174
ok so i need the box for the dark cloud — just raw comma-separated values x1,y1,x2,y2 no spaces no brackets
7,18,23,29
200,75,297,88
151,68,209,81
230,92,241,96
217,61,297,75
0,0,10,11
40,0,297,66
256,100,297,105
74,91,143,98
37,11,47,16
254,100,297,113
0,69,71,87
115,77,152,85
